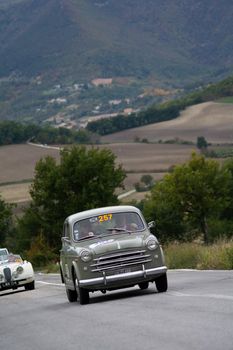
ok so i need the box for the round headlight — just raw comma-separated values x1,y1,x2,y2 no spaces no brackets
80,250,92,262
146,239,158,251
16,266,24,274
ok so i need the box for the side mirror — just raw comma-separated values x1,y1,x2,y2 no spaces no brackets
148,221,155,229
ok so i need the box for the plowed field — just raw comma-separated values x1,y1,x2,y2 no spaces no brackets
101,102,233,144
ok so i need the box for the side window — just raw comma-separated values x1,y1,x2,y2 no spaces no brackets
63,221,70,238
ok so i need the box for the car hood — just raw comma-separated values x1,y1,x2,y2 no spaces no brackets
0,262,22,271
87,234,146,255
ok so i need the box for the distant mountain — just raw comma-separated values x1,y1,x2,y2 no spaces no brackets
0,0,233,83
0,0,233,123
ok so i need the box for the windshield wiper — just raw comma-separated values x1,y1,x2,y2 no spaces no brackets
78,235,96,241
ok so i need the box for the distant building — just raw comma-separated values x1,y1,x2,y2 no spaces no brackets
124,108,134,115
109,99,122,105
91,78,113,86
48,98,67,104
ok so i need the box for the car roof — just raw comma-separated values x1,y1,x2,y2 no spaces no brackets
66,205,142,226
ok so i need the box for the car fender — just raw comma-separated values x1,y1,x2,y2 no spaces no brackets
71,260,82,282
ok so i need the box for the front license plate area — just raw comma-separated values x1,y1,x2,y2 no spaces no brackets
113,268,131,275
1,281,18,288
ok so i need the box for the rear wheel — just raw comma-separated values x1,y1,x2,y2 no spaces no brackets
74,273,89,305
155,273,168,293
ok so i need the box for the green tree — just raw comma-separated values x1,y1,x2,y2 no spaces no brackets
196,136,208,151
144,153,231,244
0,196,14,246
135,175,154,192
143,177,187,243
222,159,233,220
18,146,126,253
141,174,154,188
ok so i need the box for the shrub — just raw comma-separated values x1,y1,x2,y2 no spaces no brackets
207,219,233,242
164,240,233,269
164,242,200,269
25,233,57,268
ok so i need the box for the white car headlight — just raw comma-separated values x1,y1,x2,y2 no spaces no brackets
80,250,92,262
16,266,24,274
146,238,158,251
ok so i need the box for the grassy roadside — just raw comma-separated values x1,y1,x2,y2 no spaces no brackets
164,240,233,270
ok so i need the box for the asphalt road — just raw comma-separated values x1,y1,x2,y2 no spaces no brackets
0,270,233,350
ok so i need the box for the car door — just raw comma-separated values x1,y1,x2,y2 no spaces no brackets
60,220,72,284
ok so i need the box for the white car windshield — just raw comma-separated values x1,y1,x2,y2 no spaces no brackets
73,211,145,241
0,249,8,256
0,254,23,264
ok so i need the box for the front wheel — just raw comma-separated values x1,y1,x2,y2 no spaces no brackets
25,281,35,290
155,273,168,293
74,274,89,305
66,288,77,302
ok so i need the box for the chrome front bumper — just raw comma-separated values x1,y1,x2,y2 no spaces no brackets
0,276,34,290
79,266,167,288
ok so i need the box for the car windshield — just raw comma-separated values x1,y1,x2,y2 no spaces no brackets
0,249,8,256
0,254,23,264
73,211,145,241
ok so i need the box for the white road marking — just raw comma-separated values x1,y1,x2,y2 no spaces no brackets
36,280,63,287
117,189,136,199
36,281,233,301
169,291,233,301
37,273,60,276
27,142,62,150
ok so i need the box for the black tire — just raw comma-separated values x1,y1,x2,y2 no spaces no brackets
60,264,64,284
74,274,89,305
155,273,168,293
24,281,35,290
78,286,89,305
66,288,77,302
138,281,149,290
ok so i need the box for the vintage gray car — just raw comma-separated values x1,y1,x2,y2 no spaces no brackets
60,205,167,304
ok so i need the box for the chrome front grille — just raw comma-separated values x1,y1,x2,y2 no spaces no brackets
3,267,11,282
91,250,151,272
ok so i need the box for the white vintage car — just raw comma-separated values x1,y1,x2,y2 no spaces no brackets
0,252,35,292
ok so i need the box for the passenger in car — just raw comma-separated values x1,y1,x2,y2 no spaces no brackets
78,221,95,239
114,214,138,232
